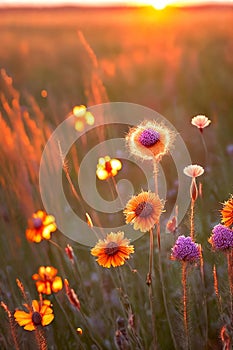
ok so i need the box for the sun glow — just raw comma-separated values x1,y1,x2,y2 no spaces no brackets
143,0,171,9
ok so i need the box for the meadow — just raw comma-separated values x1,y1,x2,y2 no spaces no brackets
0,4,233,349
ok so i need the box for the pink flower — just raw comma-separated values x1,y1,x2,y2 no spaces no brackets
183,164,204,178
191,115,211,132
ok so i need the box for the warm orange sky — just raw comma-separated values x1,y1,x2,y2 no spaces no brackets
1,0,232,5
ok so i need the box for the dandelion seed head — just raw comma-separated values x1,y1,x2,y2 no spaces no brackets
126,120,175,161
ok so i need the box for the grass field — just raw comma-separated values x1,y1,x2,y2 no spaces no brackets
0,4,233,349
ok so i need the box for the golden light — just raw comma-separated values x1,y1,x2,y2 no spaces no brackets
144,0,170,10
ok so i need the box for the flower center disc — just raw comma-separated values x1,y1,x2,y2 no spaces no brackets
139,129,160,147
105,242,119,256
32,311,42,326
135,201,153,218
33,218,43,229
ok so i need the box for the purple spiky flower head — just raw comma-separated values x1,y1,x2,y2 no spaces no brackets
171,235,200,262
138,129,160,147
209,224,233,251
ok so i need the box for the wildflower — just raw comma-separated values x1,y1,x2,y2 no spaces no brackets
208,224,233,251
64,279,80,311
221,195,233,228
124,191,164,232
191,115,211,132
26,210,57,243
171,235,200,262
183,164,204,178
76,327,83,335
73,105,94,132
96,156,122,180
14,299,54,331
91,231,134,268
126,120,174,161
32,266,63,295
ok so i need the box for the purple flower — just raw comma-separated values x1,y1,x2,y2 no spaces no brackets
209,224,233,251
171,235,200,262
138,129,160,147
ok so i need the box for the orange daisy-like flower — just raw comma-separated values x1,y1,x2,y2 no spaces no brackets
96,156,122,180
14,299,54,331
73,105,95,132
221,195,233,228
26,210,57,243
191,115,211,132
124,191,164,232
32,266,63,295
183,164,204,178
126,120,175,161
91,231,134,268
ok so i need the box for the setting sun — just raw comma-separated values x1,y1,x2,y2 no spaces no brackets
145,0,170,9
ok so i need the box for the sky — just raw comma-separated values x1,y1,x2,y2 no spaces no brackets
1,0,232,5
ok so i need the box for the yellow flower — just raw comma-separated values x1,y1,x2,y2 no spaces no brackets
32,266,63,295
124,191,164,232
191,115,211,132
73,105,94,132
96,156,122,180
221,195,233,228
26,210,57,243
91,232,134,268
126,120,174,161
14,299,54,331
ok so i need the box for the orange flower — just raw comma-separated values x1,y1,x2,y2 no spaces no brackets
126,120,175,161
221,195,233,228
32,266,63,295
91,231,134,268
14,299,54,331
191,115,211,132
183,164,204,178
73,105,94,132
26,210,57,243
124,191,164,232
96,156,122,180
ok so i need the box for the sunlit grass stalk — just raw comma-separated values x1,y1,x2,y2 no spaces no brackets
35,326,47,350
146,228,158,349
199,245,208,346
111,176,125,209
182,261,189,347
227,250,233,321
1,301,20,350
115,268,144,350
54,294,84,349
157,223,179,350
213,264,222,313
190,199,195,241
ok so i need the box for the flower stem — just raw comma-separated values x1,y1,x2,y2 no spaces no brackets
146,228,158,349
227,250,233,321
35,327,47,350
190,199,195,241
153,160,158,196
158,239,179,350
182,262,189,347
